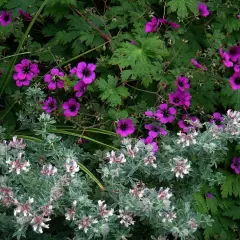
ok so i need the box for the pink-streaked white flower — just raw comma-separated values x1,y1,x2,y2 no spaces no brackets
6,152,30,175
118,210,135,227
64,158,79,177
158,187,172,209
187,218,198,230
159,207,177,223
171,157,191,178
8,136,26,149
144,154,157,168
106,151,126,164
0,187,14,207
77,216,98,233
129,182,145,199
40,202,53,217
177,130,198,147
98,200,114,220
126,144,139,158
65,200,77,221
227,109,240,124
14,198,34,217
41,164,57,176
30,214,50,233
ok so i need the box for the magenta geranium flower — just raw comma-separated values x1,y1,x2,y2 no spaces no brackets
42,97,57,114
191,59,207,71
234,65,240,72
229,72,240,90
168,22,180,29
175,75,190,91
219,48,233,68
141,137,158,154
44,68,64,90
155,104,176,124
130,40,136,45
18,10,32,21
178,115,198,133
169,90,184,106
228,46,240,62
74,80,88,98
75,62,96,84
198,3,209,17
0,11,12,26
159,18,168,24
116,118,135,137
206,192,213,199
13,59,39,87
145,110,154,117
210,112,224,128
145,16,159,33
144,124,167,138
182,91,191,108
62,98,80,117
231,157,240,174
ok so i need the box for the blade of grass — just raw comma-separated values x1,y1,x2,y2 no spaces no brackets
50,129,119,151
0,0,49,96
77,162,105,191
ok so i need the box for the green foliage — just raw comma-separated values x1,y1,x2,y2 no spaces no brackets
96,75,130,106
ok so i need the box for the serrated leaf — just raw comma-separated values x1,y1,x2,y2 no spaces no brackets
223,206,240,220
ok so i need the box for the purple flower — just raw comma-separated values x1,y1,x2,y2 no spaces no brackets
75,62,96,84
130,40,136,45
231,157,240,174
198,3,209,17
219,48,233,68
181,91,191,108
141,137,158,154
238,14,240,20
175,75,190,91
191,59,208,71
0,11,12,26
168,22,180,29
234,65,240,73
145,16,159,33
155,104,176,124
116,118,135,137
144,124,167,138
206,192,213,199
13,59,39,87
44,68,64,90
62,98,80,117
228,46,240,62
169,91,183,106
18,10,32,21
210,112,224,128
178,115,198,133
229,72,240,90
74,80,88,98
42,97,57,114
159,18,168,24
145,110,154,117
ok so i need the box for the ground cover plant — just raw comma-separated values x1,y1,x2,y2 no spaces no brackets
0,0,240,239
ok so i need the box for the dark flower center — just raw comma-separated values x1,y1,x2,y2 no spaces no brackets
23,67,30,74
234,77,240,85
120,123,128,131
4,15,9,21
234,162,239,168
178,81,184,87
229,48,237,55
184,120,191,127
48,102,55,110
83,69,90,77
163,110,169,118
174,97,179,103
214,119,222,125
152,127,159,132
69,105,76,112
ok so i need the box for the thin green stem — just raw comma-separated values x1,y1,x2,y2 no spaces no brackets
0,52,31,61
50,129,119,151
0,0,49,97
0,101,17,120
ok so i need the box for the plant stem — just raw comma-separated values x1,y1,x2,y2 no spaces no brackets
0,0,49,97
0,101,17,121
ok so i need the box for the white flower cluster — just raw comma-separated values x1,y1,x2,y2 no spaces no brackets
171,157,191,178
106,151,126,164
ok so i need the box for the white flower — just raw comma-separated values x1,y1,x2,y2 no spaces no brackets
98,200,114,220
126,144,139,158
177,130,197,147
14,198,34,217
171,157,191,178
106,151,126,164
0,187,13,207
41,164,57,176
227,109,240,123
6,152,30,175
65,200,77,221
118,210,135,227
40,202,53,217
144,154,157,168
159,207,176,223
64,158,79,177
129,182,145,199
187,218,198,230
8,136,26,149
158,187,172,209
30,215,50,233
77,216,98,233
